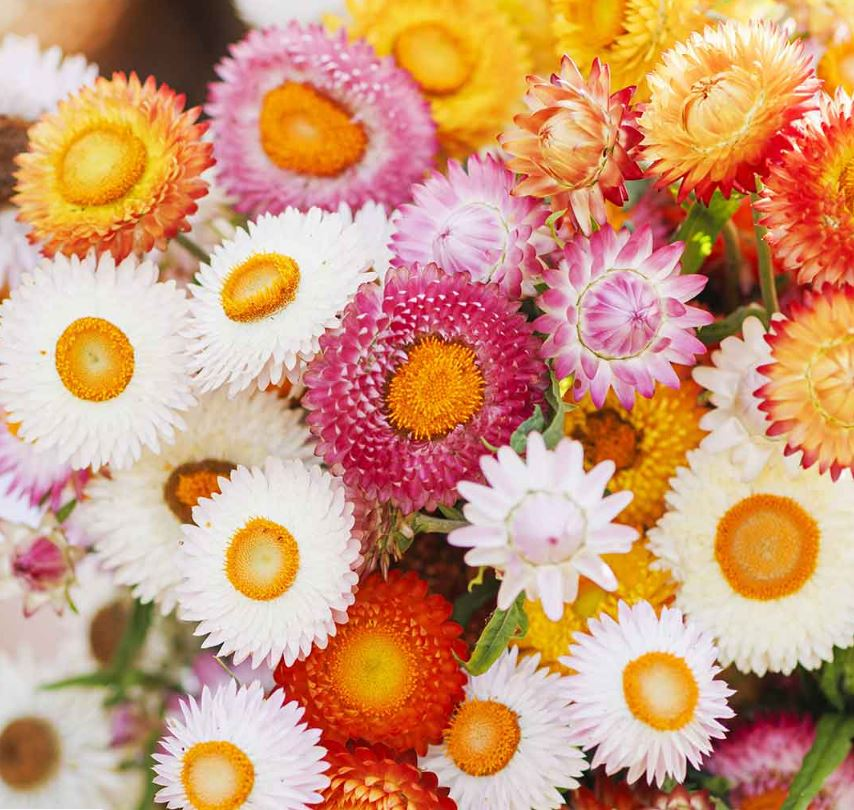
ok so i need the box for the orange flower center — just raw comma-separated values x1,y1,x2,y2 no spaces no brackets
622,651,699,731
572,408,639,471
445,699,521,776
838,160,854,210
805,334,854,428
225,517,300,601
386,336,484,440
393,23,473,95
741,787,789,810
331,629,416,715
55,316,135,402
58,123,147,206
259,82,367,177
715,494,819,601
181,740,255,810
163,459,236,524
221,253,301,323
0,716,60,790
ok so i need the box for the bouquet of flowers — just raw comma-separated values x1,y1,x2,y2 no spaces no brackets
0,0,852,808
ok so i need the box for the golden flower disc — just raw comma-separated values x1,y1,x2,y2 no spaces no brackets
225,517,300,601
181,740,255,810
0,717,60,790
55,316,135,402
445,699,521,776
714,494,819,601
259,82,367,177
393,23,473,95
221,252,301,323
622,651,699,731
163,459,236,524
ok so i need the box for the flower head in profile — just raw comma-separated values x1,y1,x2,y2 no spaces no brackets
450,432,637,621
562,601,734,787
641,19,819,203
15,72,213,260
758,91,854,287
757,286,854,480
536,225,711,410
391,153,548,297
500,56,642,235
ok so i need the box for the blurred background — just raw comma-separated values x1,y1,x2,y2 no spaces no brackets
1,0,245,108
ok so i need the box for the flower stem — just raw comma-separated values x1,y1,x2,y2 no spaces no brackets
175,233,209,264
751,194,778,314
720,219,742,313
410,514,467,535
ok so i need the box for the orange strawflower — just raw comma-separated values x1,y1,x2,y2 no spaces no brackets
274,571,467,755
640,19,819,204
758,90,854,287
757,285,854,481
318,742,456,808
499,56,642,235
14,72,212,260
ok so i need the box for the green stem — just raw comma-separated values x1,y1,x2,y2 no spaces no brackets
751,194,778,314
720,219,742,313
410,514,467,535
175,233,209,264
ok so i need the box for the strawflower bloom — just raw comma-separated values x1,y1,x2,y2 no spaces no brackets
563,380,707,529
421,648,588,810
304,264,547,513
153,681,329,810
319,743,455,809
450,432,638,620
500,56,642,235
536,225,711,409
275,571,467,756
346,0,531,157
758,91,854,287
207,23,436,216
14,72,213,260
649,447,854,675
706,713,854,809
390,153,548,297
562,601,734,787
640,19,820,203
757,286,854,480
515,539,676,674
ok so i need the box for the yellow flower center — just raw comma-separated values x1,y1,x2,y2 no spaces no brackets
332,630,415,714
181,740,255,810
393,23,473,95
55,316,135,402
386,336,485,441
741,787,788,810
58,124,147,206
805,333,854,428
572,408,639,472
445,699,521,776
163,460,236,524
225,517,300,601
221,253,301,323
622,651,699,731
0,716,60,790
715,494,819,601
259,82,367,177
838,160,854,210
89,598,129,667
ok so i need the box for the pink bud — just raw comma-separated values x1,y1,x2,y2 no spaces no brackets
12,536,67,591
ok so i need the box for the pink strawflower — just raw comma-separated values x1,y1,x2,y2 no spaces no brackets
0,416,83,510
303,265,547,514
536,225,712,409
207,22,437,216
390,153,548,297
707,713,854,809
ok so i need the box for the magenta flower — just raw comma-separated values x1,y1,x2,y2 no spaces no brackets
536,225,711,409
303,265,547,513
390,153,549,297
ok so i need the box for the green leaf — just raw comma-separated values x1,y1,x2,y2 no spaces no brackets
42,670,117,690
464,594,527,675
510,405,546,453
781,714,854,810
818,646,854,711
437,504,465,521
55,498,77,523
110,598,155,674
696,306,770,346
542,371,569,450
452,570,498,628
676,191,744,274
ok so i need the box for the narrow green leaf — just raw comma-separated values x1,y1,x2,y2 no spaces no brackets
542,371,568,450
696,306,770,346
510,405,546,453
781,714,854,810
676,191,744,274
464,594,527,675
55,498,77,523
42,670,117,690
110,598,154,674
817,646,854,711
